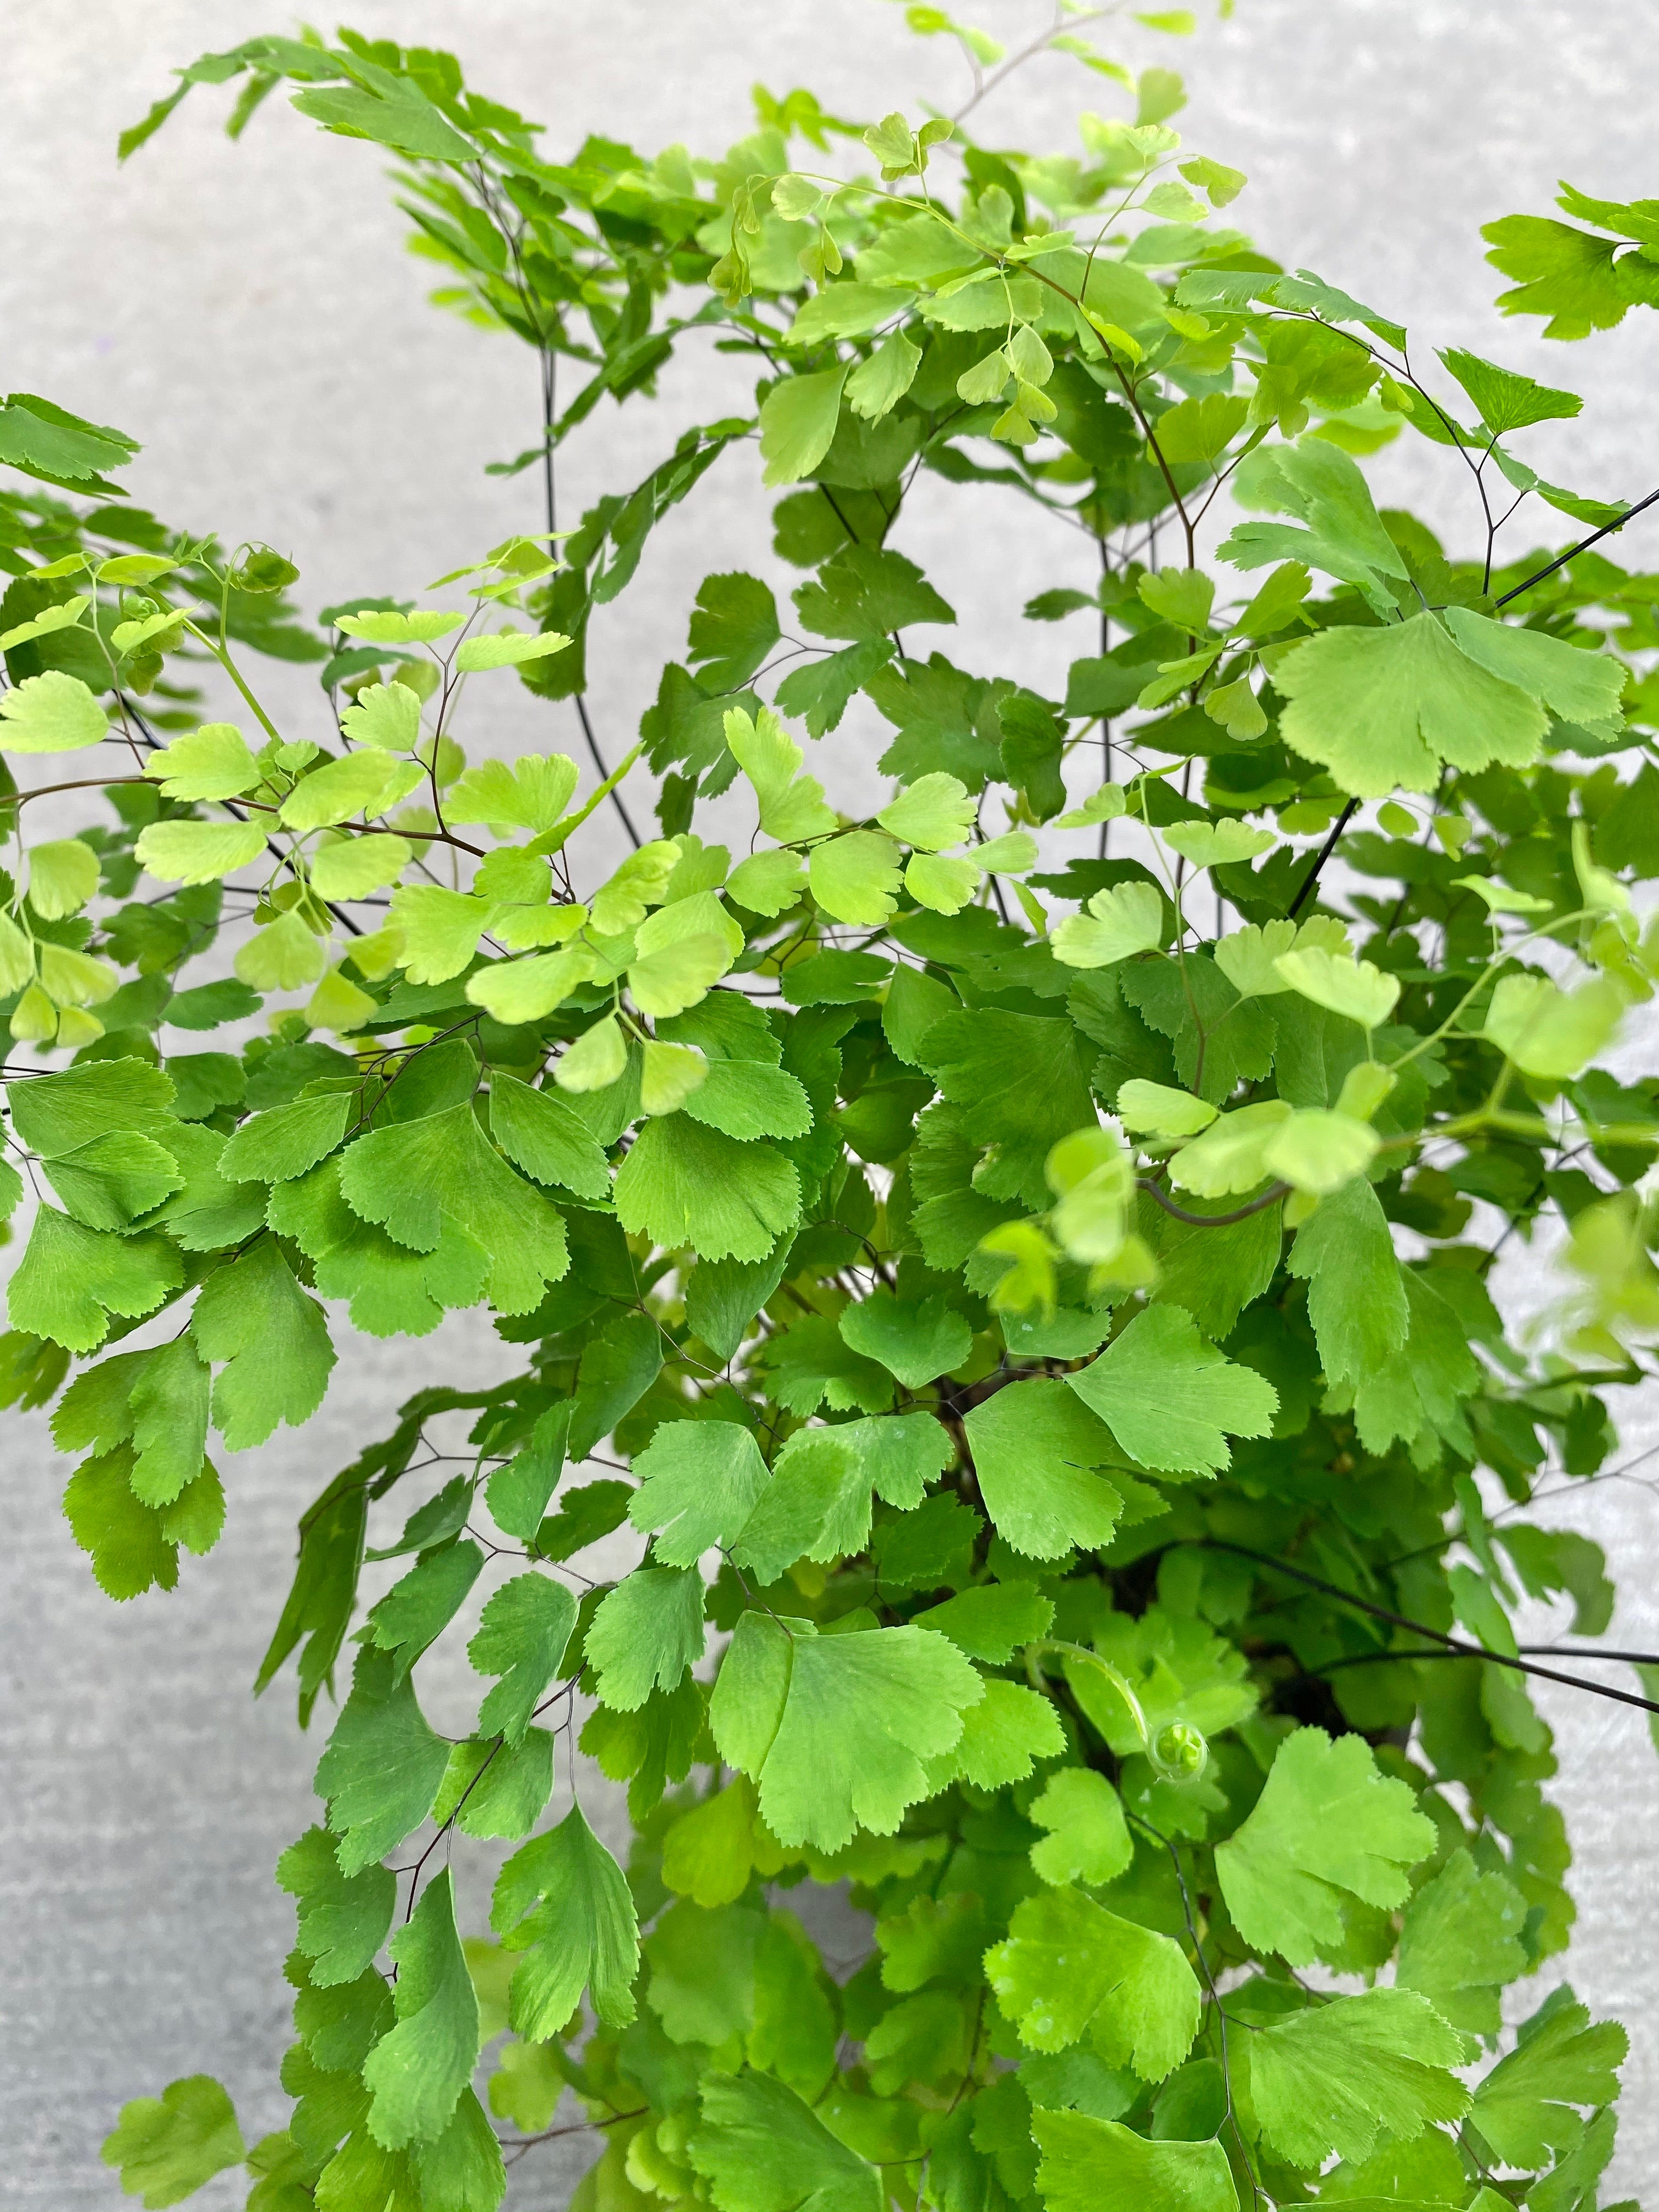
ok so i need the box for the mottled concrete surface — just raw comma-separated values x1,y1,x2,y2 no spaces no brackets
2,2,1657,2203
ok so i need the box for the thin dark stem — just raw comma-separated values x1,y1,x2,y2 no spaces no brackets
1204,1539,1659,1718
1493,483,1659,607
1138,1179,1288,1229
1286,797,1360,918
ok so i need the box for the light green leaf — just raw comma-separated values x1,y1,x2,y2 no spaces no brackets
1275,612,1545,798
614,1114,800,1261
1247,1987,1470,2169
628,931,733,1018
386,885,494,984
1273,945,1401,1029
234,911,328,994
810,831,904,926
1032,2110,1238,2212
963,1378,1124,1560
586,1565,707,1711
1169,1098,1293,1199
554,1012,628,1092
340,681,422,753
905,851,981,913
336,608,463,644
0,668,109,752
847,329,922,422
629,1418,773,1567
1483,972,1623,1078
279,750,424,830
490,1801,639,2035
444,753,580,832
1260,1105,1381,1194
709,1611,983,1851
453,627,571,672
363,1869,478,2149
1116,1079,1216,1137
759,365,849,488
310,833,412,900
1214,1726,1436,1964
144,721,263,800
986,1887,1200,2076
877,772,977,851
1161,820,1274,871
134,820,268,885
726,707,837,843
1069,1305,1276,1476
727,846,807,915
466,945,593,1026
101,2076,245,2211
1051,881,1164,969
1438,346,1581,434
917,1581,1054,1666
935,1676,1064,1789
681,1057,811,1141
1028,1768,1133,1887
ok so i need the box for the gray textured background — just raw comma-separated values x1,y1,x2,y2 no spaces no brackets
3,2,1657,2204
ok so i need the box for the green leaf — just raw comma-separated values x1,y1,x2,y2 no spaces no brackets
689,2071,881,2212
1068,1306,1277,1477
586,1565,707,1711
484,1402,571,1543
793,544,955,644
837,1289,972,1389
0,668,109,751
1214,1725,1436,1964
190,1238,335,1449
1396,1848,1528,2036
628,1417,773,1567
917,1580,1054,1666
487,1071,611,1199
7,1208,180,1354
1028,1768,1133,1887
1274,612,1546,798
688,571,781,690
469,1572,577,1745
128,1335,211,1507
709,1611,984,1851
1469,1991,1627,2168
1032,2110,1239,2212
365,1541,484,1685
490,1801,639,2035
1246,1986,1470,2168
731,1414,950,1582
760,366,849,488
963,1378,1126,1560
63,1446,179,1600
569,1312,663,1459
101,2076,245,2210
1288,1173,1408,1391
221,1091,353,1184
276,1827,396,1988
314,1648,449,1877
338,1102,568,1316
363,1869,479,2149
680,1057,811,1141
614,1114,800,1261
1437,347,1581,433
936,1676,1064,1788
986,1887,1200,2076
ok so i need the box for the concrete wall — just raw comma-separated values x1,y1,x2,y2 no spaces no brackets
2,3,1656,2203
